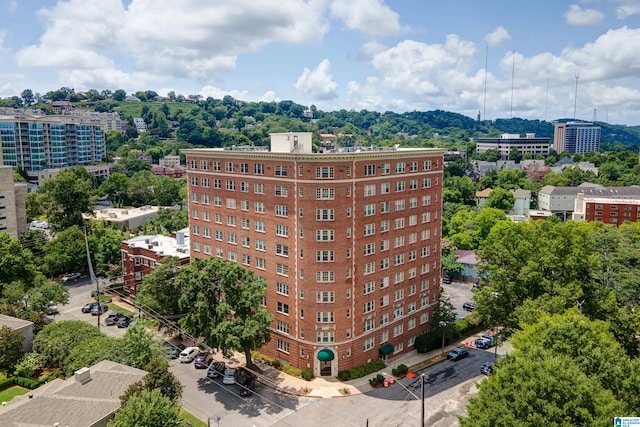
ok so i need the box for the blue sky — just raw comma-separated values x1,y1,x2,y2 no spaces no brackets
2,0,640,125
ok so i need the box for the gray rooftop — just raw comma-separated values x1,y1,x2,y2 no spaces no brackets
0,360,146,427
0,314,33,331
581,186,640,198
538,184,602,196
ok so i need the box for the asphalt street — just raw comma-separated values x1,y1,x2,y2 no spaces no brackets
171,346,499,427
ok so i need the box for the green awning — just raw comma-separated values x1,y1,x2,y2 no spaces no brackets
317,349,335,362
379,344,394,356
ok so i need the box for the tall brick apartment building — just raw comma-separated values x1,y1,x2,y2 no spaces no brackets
183,133,444,377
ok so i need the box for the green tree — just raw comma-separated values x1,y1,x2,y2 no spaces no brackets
508,146,522,162
120,358,182,405
13,352,42,378
0,233,39,294
40,167,94,230
0,325,24,372
485,188,515,212
89,226,126,276
136,257,181,316
461,353,624,427
42,226,87,277
154,177,183,206
100,172,131,206
178,258,273,367
443,176,476,205
33,321,103,368
25,192,44,221
109,389,184,427
430,295,458,354
21,89,35,106
495,168,528,190
63,335,122,376
113,89,127,101
128,170,156,206
119,324,159,369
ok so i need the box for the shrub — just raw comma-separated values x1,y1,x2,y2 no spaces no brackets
13,352,42,379
281,364,302,378
13,376,39,389
338,359,386,381
414,330,442,353
369,377,378,387
0,377,14,392
397,364,408,375
376,373,385,384
271,359,282,369
301,370,314,381
338,370,351,381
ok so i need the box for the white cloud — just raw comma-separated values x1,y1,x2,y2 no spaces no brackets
484,26,511,47
369,36,477,97
614,0,640,18
259,90,278,102
564,4,604,25
295,59,338,100
15,0,329,83
358,41,387,59
8,0,17,13
199,85,250,100
329,0,403,36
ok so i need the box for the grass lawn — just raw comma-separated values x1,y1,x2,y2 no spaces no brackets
0,386,29,403
109,305,134,317
180,408,207,427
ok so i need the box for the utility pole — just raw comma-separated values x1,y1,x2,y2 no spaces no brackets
82,226,101,330
421,373,426,427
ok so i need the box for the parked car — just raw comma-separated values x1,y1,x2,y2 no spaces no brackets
442,274,452,284
163,342,186,359
475,334,495,349
207,361,226,379
46,305,59,315
91,303,108,316
447,347,469,361
116,316,132,328
179,347,200,363
105,312,125,326
82,302,98,313
222,368,237,385
238,379,256,397
462,301,476,312
194,353,213,369
62,272,81,283
481,361,495,375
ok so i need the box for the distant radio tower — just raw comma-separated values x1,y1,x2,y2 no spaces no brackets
544,72,549,121
573,71,580,119
483,44,488,121
510,51,515,118
593,108,597,122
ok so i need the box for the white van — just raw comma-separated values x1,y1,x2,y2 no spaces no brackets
179,347,200,363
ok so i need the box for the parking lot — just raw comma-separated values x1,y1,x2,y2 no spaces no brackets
55,278,130,338
442,281,475,319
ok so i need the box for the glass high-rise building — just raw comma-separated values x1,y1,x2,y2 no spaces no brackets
0,115,105,172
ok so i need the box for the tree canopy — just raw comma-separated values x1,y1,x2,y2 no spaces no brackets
177,257,273,367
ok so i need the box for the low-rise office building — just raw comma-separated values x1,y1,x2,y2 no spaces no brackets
0,166,27,237
475,133,551,160
121,229,190,297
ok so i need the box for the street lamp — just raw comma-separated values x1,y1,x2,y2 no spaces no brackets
382,372,426,426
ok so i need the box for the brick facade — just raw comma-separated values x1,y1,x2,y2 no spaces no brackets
183,135,443,377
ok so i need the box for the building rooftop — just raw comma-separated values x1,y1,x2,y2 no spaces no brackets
538,185,602,196
123,228,190,259
583,197,640,206
581,186,640,198
0,360,146,427
0,314,33,331
88,206,159,222
455,249,479,265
